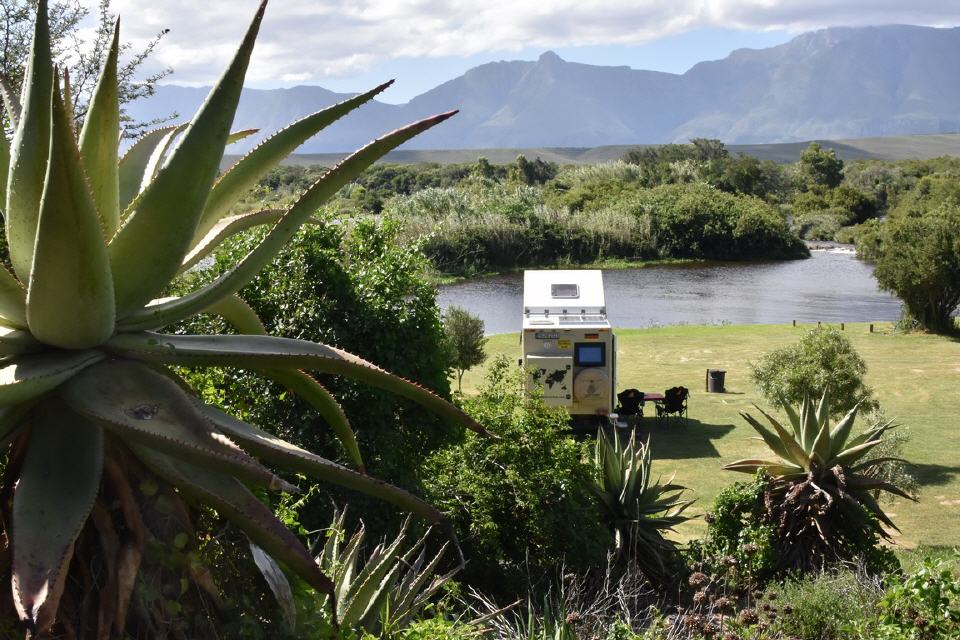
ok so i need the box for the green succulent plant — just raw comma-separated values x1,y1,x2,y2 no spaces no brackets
0,0,478,635
312,511,455,636
590,427,693,583
724,389,914,571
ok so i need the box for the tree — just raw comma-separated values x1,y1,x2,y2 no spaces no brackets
798,142,844,189
749,326,877,417
0,0,172,136
507,154,557,185
872,205,960,332
443,305,487,392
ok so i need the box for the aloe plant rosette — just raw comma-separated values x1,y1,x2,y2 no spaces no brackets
724,390,914,571
0,0,477,635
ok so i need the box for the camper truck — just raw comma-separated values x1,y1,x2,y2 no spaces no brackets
521,270,616,422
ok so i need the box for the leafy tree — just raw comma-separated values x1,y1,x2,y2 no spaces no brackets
749,326,877,417
0,0,172,135
443,305,486,393
507,154,558,185
798,142,844,189
872,205,960,332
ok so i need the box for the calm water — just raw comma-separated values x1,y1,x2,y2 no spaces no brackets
437,250,903,335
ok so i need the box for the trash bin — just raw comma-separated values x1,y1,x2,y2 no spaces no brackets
707,369,726,393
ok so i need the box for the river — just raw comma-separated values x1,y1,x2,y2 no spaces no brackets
437,250,903,335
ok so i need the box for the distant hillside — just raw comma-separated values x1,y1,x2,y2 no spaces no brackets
136,24,960,152
221,133,960,169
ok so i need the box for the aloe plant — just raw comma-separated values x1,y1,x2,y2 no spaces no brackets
590,428,693,583
0,1,476,635
310,511,455,635
724,389,914,571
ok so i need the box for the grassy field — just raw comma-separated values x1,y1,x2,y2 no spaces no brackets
459,322,960,548
236,132,960,169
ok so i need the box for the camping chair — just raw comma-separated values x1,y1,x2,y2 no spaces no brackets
657,386,689,424
616,389,645,426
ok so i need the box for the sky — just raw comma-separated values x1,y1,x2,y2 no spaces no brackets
84,1,960,104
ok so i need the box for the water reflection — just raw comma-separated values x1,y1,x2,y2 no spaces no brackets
437,251,902,335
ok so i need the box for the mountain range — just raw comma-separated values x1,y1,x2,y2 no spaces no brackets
125,24,960,153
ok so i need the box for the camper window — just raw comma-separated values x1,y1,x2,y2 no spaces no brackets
574,343,605,367
551,284,579,298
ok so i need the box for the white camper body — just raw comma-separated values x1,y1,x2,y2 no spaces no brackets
521,270,616,417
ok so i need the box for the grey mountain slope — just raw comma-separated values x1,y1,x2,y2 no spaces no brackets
125,24,960,152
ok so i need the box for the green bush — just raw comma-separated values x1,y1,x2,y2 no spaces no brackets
693,474,779,586
175,216,455,536
852,557,960,639
421,356,610,593
748,326,877,417
871,204,960,333
625,183,808,260
762,569,882,640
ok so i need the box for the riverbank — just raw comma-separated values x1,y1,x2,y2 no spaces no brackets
460,321,960,548
426,256,699,285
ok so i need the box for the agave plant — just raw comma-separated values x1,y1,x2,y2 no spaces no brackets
589,428,694,583
311,511,455,636
0,0,481,635
724,390,915,571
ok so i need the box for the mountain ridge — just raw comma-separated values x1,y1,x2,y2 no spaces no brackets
126,24,960,153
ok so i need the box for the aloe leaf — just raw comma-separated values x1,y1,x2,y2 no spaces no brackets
832,439,882,467
249,542,296,632
342,520,409,626
0,326,41,355
206,293,363,470
0,266,27,329
12,401,103,633
58,359,291,492
201,405,448,524
811,417,832,467
828,402,861,453
6,0,53,281
182,209,297,272
138,124,187,193
116,110,458,330
0,75,22,128
742,410,795,464
131,444,335,596
745,408,809,469
0,119,9,198
0,350,103,406
195,80,394,240
108,1,268,315
228,128,259,145
27,78,115,349
117,125,178,213
107,332,487,437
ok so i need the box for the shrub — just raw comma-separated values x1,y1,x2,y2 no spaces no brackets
761,568,882,640
176,217,456,537
694,474,779,586
625,183,808,260
748,326,877,417
871,204,960,332
852,557,960,639
421,356,610,593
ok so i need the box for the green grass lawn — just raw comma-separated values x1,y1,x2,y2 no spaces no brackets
459,322,960,548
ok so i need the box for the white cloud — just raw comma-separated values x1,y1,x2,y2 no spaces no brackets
92,0,960,85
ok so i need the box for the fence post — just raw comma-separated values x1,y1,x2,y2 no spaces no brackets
841,323,845,331
792,319,796,327
869,324,874,333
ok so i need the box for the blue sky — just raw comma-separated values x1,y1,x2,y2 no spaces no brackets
96,1,960,104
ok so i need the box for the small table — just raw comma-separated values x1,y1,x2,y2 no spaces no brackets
642,392,665,403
